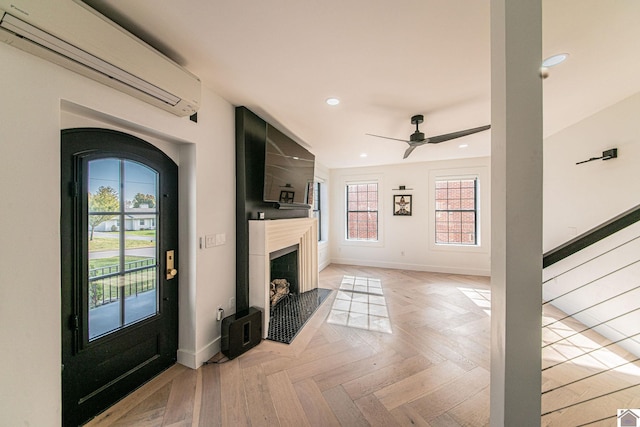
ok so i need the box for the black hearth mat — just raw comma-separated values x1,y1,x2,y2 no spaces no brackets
267,288,332,344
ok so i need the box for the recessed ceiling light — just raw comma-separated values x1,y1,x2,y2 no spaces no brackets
360,153,367,158
326,97,340,106
459,143,469,148
542,53,569,67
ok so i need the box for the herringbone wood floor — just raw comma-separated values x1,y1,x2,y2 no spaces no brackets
85,264,640,426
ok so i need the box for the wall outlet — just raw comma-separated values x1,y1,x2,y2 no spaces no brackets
215,233,226,246
205,234,216,248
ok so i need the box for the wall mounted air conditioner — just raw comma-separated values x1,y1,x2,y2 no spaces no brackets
0,0,201,117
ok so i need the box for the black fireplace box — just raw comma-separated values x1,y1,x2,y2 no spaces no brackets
221,307,262,359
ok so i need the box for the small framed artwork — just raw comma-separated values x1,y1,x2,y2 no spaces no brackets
393,194,412,216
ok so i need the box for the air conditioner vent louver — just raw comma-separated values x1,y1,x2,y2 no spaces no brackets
0,1,201,117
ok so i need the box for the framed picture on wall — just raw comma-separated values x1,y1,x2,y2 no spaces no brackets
393,194,412,216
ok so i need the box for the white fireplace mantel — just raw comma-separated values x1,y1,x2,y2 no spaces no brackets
249,217,319,338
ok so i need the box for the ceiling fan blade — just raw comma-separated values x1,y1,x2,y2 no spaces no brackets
427,125,491,144
365,133,410,143
403,145,417,159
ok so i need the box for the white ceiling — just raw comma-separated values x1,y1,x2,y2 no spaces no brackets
83,0,640,169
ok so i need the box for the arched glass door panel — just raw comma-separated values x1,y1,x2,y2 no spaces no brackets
87,158,159,340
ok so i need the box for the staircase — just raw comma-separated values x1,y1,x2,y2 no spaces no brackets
541,205,640,425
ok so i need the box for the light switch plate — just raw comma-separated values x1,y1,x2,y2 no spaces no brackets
215,233,226,246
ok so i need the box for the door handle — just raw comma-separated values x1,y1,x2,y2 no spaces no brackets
166,250,177,280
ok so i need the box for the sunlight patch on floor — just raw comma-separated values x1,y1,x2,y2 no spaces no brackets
458,286,491,316
542,315,640,377
326,275,392,334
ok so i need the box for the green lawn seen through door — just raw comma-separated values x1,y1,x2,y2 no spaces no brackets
89,230,156,252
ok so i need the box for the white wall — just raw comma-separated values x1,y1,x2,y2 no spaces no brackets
543,91,640,252
0,43,236,426
329,157,491,276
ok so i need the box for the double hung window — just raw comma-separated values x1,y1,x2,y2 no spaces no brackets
346,183,378,241
435,178,478,245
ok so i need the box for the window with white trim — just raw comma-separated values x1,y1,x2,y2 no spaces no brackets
346,182,378,241
435,177,478,245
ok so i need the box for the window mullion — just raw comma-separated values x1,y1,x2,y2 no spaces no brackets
119,159,126,328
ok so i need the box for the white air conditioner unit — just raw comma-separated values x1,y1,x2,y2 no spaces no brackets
0,0,201,117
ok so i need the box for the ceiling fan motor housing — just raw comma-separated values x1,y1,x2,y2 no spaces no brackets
410,131,425,142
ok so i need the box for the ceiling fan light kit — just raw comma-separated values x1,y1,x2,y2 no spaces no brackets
366,114,491,159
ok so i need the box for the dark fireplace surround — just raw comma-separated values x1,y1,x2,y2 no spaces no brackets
224,107,316,358
235,106,310,315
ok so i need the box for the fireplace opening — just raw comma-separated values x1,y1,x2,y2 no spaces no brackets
269,244,299,307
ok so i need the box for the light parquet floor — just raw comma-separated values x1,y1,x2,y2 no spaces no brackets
85,264,640,427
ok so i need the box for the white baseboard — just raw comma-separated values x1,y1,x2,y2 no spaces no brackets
176,349,196,369
329,258,490,277
319,258,331,272
176,336,221,369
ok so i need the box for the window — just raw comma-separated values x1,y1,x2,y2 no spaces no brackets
87,158,160,339
346,183,378,241
435,178,477,245
312,181,321,241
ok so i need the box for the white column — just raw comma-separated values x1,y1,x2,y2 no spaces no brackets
490,0,543,425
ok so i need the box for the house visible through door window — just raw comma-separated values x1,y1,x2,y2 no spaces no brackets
346,182,378,241
435,177,478,245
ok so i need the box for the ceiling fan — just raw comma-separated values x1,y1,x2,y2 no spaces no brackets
366,114,491,159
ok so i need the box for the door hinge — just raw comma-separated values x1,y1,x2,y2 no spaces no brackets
70,315,79,331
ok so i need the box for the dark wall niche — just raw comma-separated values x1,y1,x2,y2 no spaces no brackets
235,106,311,313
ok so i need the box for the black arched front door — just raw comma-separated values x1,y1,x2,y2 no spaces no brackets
61,128,178,426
